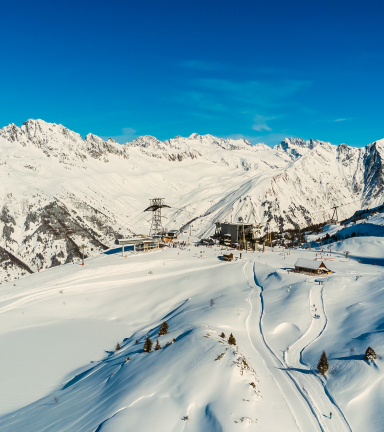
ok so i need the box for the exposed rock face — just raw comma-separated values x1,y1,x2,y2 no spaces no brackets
0,118,383,283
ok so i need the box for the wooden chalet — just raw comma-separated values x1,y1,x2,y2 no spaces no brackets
221,253,234,262
294,258,330,275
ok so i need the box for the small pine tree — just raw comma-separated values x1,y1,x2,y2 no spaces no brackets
210,299,215,307
317,351,329,375
158,321,169,336
143,337,153,353
115,342,121,351
135,339,139,344
166,342,170,347
172,338,176,343
125,356,130,362
155,339,161,350
220,332,226,338
228,333,236,345
365,346,377,361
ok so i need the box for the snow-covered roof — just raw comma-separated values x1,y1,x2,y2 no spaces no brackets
294,258,326,270
118,237,156,245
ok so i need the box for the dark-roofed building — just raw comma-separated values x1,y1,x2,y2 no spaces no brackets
294,258,330,275
167,230,179,239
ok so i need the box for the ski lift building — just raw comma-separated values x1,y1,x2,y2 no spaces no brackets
215,222,256,244
116,237,160,252
167,229,180,239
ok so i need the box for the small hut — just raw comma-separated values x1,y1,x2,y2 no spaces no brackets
294,258,330,275
221,253,234,262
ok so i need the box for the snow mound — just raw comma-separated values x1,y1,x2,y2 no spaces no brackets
272,322,301,335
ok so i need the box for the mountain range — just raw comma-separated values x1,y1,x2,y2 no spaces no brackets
0,118,383,283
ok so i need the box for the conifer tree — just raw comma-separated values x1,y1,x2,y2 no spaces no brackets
158,321,169,336
220,332,226,338
364,346,377,361
228,333,236,345
317,351,329,375
115,342,121,351
155,339,161,350
143,337,153,353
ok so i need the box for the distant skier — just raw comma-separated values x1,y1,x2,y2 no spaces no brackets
330,412,332,419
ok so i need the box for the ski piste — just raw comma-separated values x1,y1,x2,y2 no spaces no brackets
0,238,382,431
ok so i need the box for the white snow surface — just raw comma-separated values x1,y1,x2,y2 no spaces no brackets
0,236,383,431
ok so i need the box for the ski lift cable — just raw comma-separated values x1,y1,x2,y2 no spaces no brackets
310,200,360,215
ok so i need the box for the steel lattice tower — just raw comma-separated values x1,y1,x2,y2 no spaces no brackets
144,198,170,236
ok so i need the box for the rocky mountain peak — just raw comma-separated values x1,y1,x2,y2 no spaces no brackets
126,135,166,150
274,137,331,159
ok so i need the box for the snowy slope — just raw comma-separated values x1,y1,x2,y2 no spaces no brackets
0,238,383,431
1,119,384,284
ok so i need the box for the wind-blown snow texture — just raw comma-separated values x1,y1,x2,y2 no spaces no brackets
1,118,384,283
0,237,383,431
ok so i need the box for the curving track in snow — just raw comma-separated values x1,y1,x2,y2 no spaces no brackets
245,261,352,432
243,262,321,432
284,283,352,432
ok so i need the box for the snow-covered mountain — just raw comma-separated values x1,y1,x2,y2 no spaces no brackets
1,118,384,283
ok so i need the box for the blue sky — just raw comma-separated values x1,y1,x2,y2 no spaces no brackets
0,0,383,147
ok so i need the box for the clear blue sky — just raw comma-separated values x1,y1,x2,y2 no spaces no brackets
1,0,383,147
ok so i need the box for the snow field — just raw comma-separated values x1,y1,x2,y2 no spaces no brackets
0,237,383,431
0,248,280,431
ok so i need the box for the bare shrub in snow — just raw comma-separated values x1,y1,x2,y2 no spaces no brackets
210,299,214,307
155,339,161,350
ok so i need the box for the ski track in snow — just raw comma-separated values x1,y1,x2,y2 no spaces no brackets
284,282,352,432
247,259,352,432
243,261,321,432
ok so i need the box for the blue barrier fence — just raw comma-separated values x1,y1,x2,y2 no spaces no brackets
104,245,134,255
